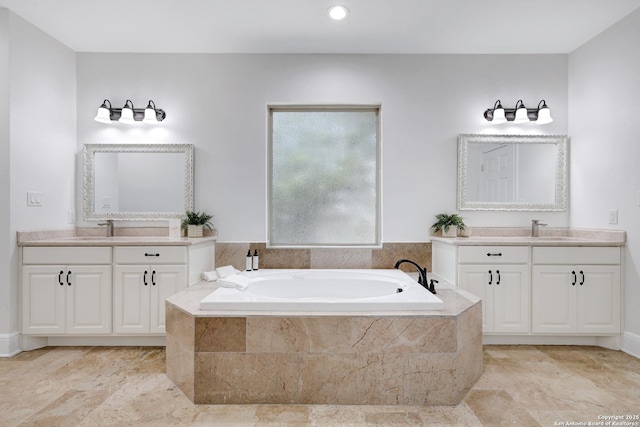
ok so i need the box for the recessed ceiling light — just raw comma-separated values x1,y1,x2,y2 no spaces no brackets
328,5,349,21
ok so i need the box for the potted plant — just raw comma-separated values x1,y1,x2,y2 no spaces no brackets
182,210,214,237
432,213,466,237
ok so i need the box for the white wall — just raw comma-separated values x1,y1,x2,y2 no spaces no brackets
569,9,640,348
76,53,569,242
0,9,11,348
0,10,76,353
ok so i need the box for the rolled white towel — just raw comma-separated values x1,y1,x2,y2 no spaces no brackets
217,274,251,291
216,265,240,279
201,271,218,282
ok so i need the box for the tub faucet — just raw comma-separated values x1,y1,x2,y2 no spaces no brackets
98,219,114,237
531,219,547,237
394,259,437,294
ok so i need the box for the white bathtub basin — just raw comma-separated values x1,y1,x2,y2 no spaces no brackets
199,269,444,312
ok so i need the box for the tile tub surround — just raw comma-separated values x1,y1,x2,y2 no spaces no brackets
165,281,482,405
215,242,432,271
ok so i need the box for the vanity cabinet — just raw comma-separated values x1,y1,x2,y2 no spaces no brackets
21,247,112,335
531,247,621,334
20,238,215,343
114,246,188,334
432,237,623,341
456,246,530,333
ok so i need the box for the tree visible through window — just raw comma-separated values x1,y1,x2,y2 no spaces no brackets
268,106,380,247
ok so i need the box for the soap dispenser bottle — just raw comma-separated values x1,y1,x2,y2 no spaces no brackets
252,250,259,271
246,250,252,271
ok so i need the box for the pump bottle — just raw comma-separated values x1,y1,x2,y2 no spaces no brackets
252,250,259,270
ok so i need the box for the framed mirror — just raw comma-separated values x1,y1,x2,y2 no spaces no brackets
457,134,568,211
83,143,194,220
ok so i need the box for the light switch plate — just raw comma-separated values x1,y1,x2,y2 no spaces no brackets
608,209,618,225
27,191,42,207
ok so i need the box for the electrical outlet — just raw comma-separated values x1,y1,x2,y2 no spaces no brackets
27,191,42,207
68,210,76,224
609,209,618,225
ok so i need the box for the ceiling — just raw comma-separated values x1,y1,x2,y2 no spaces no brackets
1,0,639,54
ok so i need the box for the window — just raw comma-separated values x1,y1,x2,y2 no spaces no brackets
268,105,381,247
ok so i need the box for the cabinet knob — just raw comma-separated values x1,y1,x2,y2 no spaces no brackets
58,270,64,286
486,253,502,257
143,270,148,286
145,253,160,257
66,270,71,286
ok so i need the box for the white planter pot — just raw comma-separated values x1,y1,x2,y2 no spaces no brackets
187,224,203,237
442,226,458,238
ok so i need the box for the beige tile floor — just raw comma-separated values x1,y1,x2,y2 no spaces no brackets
1,345,639,426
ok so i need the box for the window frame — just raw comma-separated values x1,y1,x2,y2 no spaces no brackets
267,104,382,248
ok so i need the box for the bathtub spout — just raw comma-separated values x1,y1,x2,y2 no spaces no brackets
393,259,436,294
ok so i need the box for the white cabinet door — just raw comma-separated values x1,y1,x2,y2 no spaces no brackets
459,264,529,333
577,266,621,333
492,265,530,333
532,265,621,334
149,265,187,333
22,266,66,334
532,266,577,333
23,265,111,335
458,265,493,332
114,265,151,333
66,266,112,334
114,264,186,334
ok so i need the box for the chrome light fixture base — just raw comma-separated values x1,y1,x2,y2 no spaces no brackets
94,99,166,124
484,99,553,124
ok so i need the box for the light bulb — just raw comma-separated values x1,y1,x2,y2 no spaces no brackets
328,5,349,20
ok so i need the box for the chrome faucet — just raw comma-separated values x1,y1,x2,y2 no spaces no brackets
98,219,114,237
531,219,547,237
394,259,438,294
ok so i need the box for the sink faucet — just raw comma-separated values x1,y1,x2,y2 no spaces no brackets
98,219,114,237
531,219,547,237
393,259,437,294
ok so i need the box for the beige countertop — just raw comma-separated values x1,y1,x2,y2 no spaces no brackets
17,228,217,247
431,228,625,247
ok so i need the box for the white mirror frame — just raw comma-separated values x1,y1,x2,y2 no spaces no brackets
457,134,568,211
83,143,194,221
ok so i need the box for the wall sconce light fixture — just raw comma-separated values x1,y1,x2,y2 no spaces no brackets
94,99,166,124
484,99,553,124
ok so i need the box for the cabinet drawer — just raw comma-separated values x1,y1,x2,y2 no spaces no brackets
458,246,529,264
532,247,620,265
114,246,187,264
23,247,112,265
